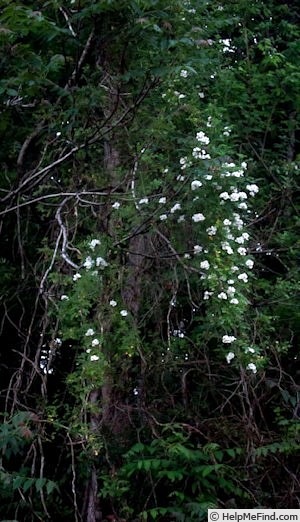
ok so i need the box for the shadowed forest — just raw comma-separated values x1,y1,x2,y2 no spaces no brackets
0,1,299,520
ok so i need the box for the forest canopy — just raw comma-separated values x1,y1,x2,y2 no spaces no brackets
0,1,299,520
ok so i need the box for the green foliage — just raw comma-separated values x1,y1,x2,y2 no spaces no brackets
0,0,299,519
101,430,245,519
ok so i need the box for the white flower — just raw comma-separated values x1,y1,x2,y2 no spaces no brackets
237,247,247,256
139,197,149,205
199,92,205,98
230,192,239,202
192,148,210,159
194,245,203,254
170,203,181,213
91,338,100,346
230,191,247,202
238,273,248,283
177,175,185,181
241,161,247,170
177,215,185,223
221,242,233,255
245,347,255,354
54,337,62,346
227,279,235,285
109,300,117,307
86,348,91,353
223,219,232,226
160,214,168,221
231,266,239,272
204,291,213,300
90,355,99,362
112,201,120,209
206,226,217,236
192,213,205,222
180,69,188,78
73,273,81,281
235,236,245,244
238,202,248,210
222,335,236,344
96,257,108,268
227,286,236,296
61,295,69,301
159,197,166,204
206,116,212,127
179,157,188,165
223,131,230,137
196,131,210,145
230,298,239,304
246,362,257,374
220,192,230,200
246,184,259,196
191,180,203,190
120,310,128,317
178,94,185,99
89,239,101,250
231,170,244,178
245,259,254,269
204,174,213,180
184,253,191,259
242,232,250,241
85,328,95,336
200,260,210,270
218,292,227,300
83,256,94,270
226,352,235,363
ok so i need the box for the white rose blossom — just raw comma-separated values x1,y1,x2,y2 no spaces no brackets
222,335,236,344
83,256,94,270
89,239,101,250
91,339,100,346
194,245,203,254
226,352,235,363
246,184,259,196
85,328,95,337
245,347,255,354
200,260,210,270
96,257,108,268
238,273,248,283
196,131,210,145
170,203,181,213
191,180,203,190
139,197,149,205
245,259,254,269
90,355,99,362
246,362,257,373
206,226,217,236
227,286,236,296
192,213,205,222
